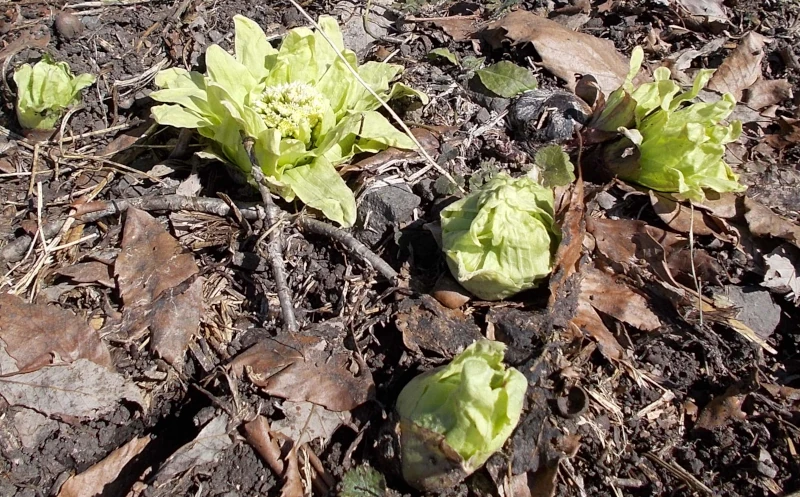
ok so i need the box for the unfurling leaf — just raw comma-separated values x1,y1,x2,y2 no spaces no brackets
396,340,527,491
14,55,95,130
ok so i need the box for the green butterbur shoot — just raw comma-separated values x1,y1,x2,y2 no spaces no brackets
150,15,426,226
440,173,560,301
396,340,528,491
14,55,96,130
600,46,745,202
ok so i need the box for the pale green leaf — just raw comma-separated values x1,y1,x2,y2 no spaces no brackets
151,104,211,129
234,15,276,81
205,44,257,102
475,61,537,98
282,156,357,227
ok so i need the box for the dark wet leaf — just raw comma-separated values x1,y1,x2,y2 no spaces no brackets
0,293,112,374
395,295,482,357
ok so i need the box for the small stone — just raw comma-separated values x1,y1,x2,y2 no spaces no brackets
54,11,83,40
355,178,421,246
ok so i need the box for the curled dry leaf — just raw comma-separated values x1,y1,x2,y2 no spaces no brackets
0,358,144,421
570,296,626,362
154,414,232,486
230,323,374,412
744,78,793,110
548,179,585,322
0,293,112,374
54,261,116,288
57,435,151,497
708,32,771,101
484,10,631,94
695,385,748,431
581,265,661,331
115,208,203,367
743,197,800,249
271,400,351,448
649,191,735,242
674,0,728,21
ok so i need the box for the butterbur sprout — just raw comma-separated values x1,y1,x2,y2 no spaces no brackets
150,15,426,227
14,55,95,131
440,173,560,301
396,340,528,491
600,47,745,202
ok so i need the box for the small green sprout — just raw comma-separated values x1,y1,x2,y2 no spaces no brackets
440,173,560,301
14,55,96,130
599,47,745,202
150,15,426,227
396,340,527,491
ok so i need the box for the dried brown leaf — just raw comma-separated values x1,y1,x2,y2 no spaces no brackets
743,197,800,248
570,296,625,362
243,416,285,475
0,359,144,421
154,414,232,485
695,386,747,430
0,293,112,374
57,435,151,497
231,324,374,412
280,444,304,497
484,10,631,93
548,179,585,314
115,208,202,366
54,261,115,288
744,78,793,110
649,192,718,237
708,32,770,100
581,266,661,331
271,400,350,448
432,16,481,42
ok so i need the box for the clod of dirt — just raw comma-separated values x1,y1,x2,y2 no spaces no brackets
355,178,421,246
507,89,591,144
54,11,84,40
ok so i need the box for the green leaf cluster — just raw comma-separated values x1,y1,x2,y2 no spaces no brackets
150,16,426,226
440,173,559,301
396,340,527,490
599,47,744,202
14,55,96,130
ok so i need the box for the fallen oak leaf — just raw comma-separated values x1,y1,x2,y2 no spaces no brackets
743,197,800,249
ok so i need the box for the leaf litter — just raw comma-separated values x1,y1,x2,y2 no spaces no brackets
0,1,799,496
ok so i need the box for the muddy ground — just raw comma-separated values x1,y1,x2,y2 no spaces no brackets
1,0,799,496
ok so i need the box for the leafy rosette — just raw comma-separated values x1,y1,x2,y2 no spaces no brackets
14,55,96,130
440,173,560,301
599,47,744,202
150,15,425,226
396,340,527,491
